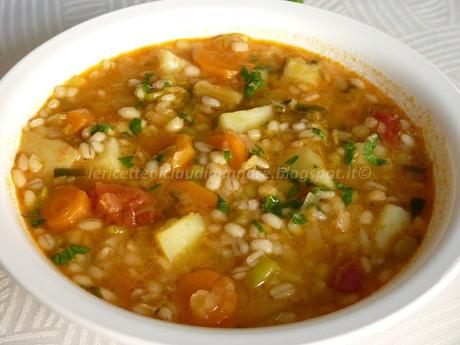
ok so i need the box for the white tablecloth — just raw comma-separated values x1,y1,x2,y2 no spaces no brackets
1,1,460,344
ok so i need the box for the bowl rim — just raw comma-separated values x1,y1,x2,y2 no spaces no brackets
0,1,459,344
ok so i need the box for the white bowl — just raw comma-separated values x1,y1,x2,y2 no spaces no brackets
0,1,459,344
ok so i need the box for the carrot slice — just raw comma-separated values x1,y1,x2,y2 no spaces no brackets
207,132,248,169
173,269,237,327
42,185,91,232
165,134,196,170
62,108,95,135
192,35,251,80
168,180,217,215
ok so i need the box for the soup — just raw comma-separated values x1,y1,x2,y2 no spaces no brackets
11,34,433,327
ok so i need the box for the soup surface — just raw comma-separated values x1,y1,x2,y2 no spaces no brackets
11,34,433,327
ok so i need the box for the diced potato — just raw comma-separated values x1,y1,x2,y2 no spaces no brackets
282,146,334,189
155,212,206,262
157,49,191,74
90,137,123,173
194,80,242,107
283,58,323,87
375,204,410,250
219,105,273,133
21,131,80,177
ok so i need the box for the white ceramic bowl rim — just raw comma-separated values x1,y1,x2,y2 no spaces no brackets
0,1,459,344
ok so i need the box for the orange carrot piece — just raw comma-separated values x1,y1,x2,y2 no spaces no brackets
165,134,196,170
168,180,217,215
62,108,95,135
173,270,237,327
207,132,248,169
42,185,91,232
192,36,251,80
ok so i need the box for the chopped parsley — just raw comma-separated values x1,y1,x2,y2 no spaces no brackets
343,141,356,166
89,123,113,135
118,155,134,168
283,155,299,166
140,72,154,93
25,208,46,227
163,80,172,88
290,211,307,225
287,185,300,199
410,197,426,217
288,0,304,3
217,195,230,214
363,134,386,166
336,182,353,206
223,150,233,163
251,220,265,233
295,104,325,113
261,195,283,216
87,287,102,298
249,146,264,157
154,154,164,162
51,245,89,265
178,111,194,125
240,66,265,98
312,128,325,140
129,118,143,136
147,184,161,192
250,55,258,63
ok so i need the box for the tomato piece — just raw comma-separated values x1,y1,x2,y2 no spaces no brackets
373,110,401,144
329,258,364,294
173,269,237,327
42,185,91,232
90,182,162,228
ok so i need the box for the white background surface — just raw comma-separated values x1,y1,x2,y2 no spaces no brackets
1,1,460,344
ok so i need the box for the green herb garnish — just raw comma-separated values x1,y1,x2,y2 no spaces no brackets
118,156,134,168
129,118,143,136
336,182,353,206
287,185,300,199
283,155,299,166
217,195,230,214
87,287,102,298
223,150,233,163
363,134,386,166
178,111,194,125
51,245,89,265
140,72,154,93
25,208,46,227
147,184,161,192
295,104,325,113
249,146,264,157
288,0,304,3
90,123,113,135
343,141,356,166
240,66,265,98
261,195,283,216
312,128,325,140
154,154,164,162
251,220,265,233
290,212,307,225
